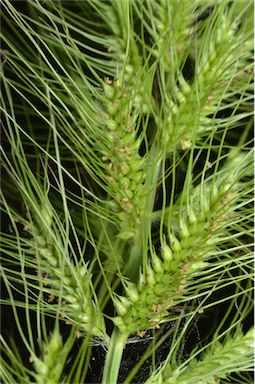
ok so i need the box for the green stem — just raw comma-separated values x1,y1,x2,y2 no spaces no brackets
102,328,128,384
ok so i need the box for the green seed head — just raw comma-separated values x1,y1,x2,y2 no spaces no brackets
80,266,87,277
64,295,76,304
189,261,208,272
48,329,62,354
169,234,181,252
103,83,116,100
152,251,164,273
188,209,197,224
161,242,173,261
125,282,139,303
125,64,134,74
146,264,156,285
114,296,130,316
210,183,219,205
35,235,47,247
38,248,53,258
106,119,118,131
180,219,189,238
112,316,126,332
35,359,49,376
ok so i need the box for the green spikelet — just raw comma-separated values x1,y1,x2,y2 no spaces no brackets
100,74,148,240
112,181,238,335
29,211,106,339
162,11,248,152
156,328,254,384
34,329,63,384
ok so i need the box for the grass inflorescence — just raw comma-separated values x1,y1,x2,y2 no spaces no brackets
0,0,253,383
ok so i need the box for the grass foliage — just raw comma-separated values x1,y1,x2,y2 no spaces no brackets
0,0,254,383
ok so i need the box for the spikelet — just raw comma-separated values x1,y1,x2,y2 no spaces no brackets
153,328,254,384
112,183,236,335
95,3,154,241
124,281,140,303
164,13,245,152
151,0,194,70
34,329,63,384
101,69,148,240
29,207,106,339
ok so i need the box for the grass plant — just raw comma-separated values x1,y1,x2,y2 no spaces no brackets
0,0,253,383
